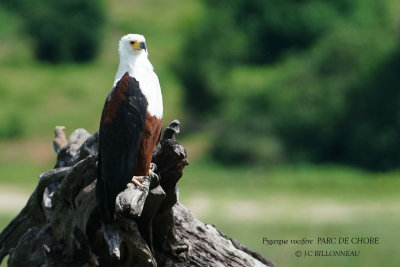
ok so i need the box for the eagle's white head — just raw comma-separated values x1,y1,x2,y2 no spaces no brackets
114,33,154,86
119,34,148,57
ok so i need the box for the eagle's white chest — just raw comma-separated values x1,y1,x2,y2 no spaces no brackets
114,53,163,119
131,67,163,119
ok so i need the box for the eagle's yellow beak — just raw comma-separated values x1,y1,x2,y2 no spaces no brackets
130,41,146,51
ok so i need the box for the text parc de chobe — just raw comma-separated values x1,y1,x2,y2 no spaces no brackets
317,237,379,245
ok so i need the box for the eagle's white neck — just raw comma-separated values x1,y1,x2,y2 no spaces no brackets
113,51,163,119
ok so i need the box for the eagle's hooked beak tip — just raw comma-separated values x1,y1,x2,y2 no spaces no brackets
140,41,147,51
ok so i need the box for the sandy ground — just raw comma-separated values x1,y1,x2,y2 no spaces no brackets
1,187,399,226
183,195,400,223
0,186,30,214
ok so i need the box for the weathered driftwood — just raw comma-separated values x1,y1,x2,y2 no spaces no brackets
0,120,274,267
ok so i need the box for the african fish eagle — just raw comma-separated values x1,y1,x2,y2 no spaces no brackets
96,34,163,224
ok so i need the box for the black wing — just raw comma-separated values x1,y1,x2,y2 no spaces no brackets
96,73,148,223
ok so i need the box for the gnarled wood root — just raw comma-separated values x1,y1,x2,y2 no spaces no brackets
0,121,274,267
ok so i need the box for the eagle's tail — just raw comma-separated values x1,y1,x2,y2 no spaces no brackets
95,177,119,224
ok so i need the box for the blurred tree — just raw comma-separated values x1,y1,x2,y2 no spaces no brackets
175,4,245,116
176,0,355,117
1,0,105,63
228,0,354,64
341,49,400,170
177,0,400,170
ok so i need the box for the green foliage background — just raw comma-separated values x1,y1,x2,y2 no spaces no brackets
1,0,105,63
177,0,400,170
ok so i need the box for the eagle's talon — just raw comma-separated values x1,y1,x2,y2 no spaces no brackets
148,169,156,178
150,163,157,172
148,169,160,189
131,176,145,190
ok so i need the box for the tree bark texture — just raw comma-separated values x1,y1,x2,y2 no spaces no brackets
0,120,274,267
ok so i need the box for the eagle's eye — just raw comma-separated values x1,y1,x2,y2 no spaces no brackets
130,41,135,45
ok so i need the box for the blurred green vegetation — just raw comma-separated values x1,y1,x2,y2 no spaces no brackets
177,0,400,171
0,0,399,266
1,0,105,63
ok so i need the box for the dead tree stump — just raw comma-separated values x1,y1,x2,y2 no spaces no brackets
0,120,274,267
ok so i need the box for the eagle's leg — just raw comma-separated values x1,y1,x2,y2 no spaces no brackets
131,163,160,190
